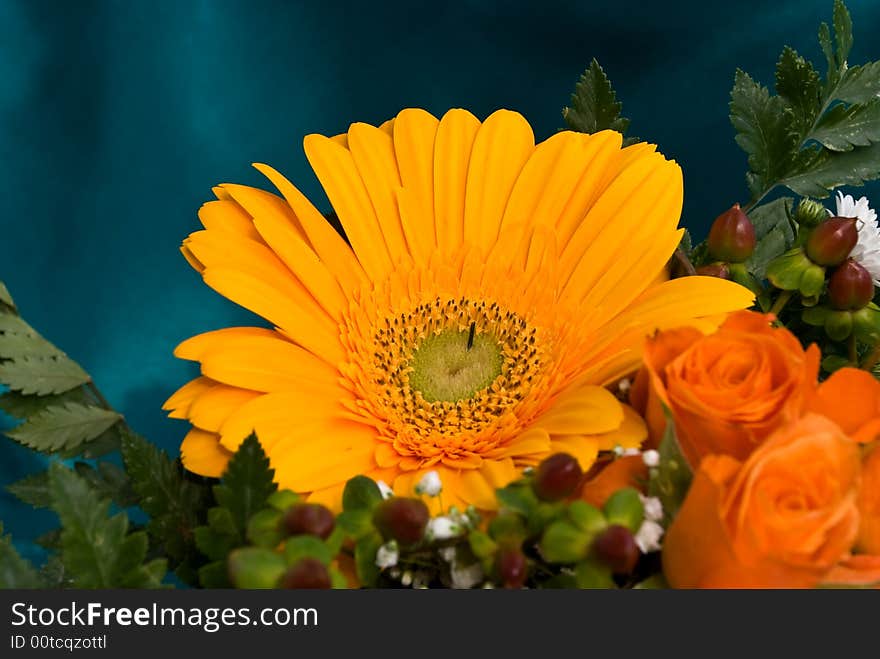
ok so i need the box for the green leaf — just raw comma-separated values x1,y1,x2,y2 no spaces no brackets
0,354,90,395
354,532,383,587
730,70,797,196
121,429,208,563
0,523,43,588
573,560,614,589
198,560,231,588
246,509,284,548
603,488,644,533
213,433,277,536
0,387,90,420
563,59,632,136
6,402,121,453
818,22,836,81
7,470,51,508
748,197,795,241
228,547,286,588
73,461,136,508
646,416,693,523
810,99,880,151
341,475,383,513
336,509,374,539
0,281,16,311
832,0,853,68
194,525,238,562
283,536,334,567
775,47,821,136
539,519,590,564
0,314,64,360
48,462,165,588
495,482,538,516
779,141,880,197
835,61,880,104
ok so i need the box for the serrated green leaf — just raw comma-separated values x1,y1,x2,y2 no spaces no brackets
0,315,64,361
747,197,795,240
776,46,821,136
749,225,790,280
819,22,836,81
0,523,43,588
6,402,121,453
0,281,16,310
121,429,208,563
213,433,277,536
7,470,51,507
646,416,693,523
73,461,136,508
835,61,880,104
198,560,230,588
832,0,853,68
0,354,90,395
780,141,880,197
810,99,880,151
48,462,164,588
730,70,797,196
194,525,237,562
0,387,91,420
563,59,631,136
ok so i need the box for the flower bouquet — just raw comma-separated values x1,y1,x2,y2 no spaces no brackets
1,0,879,590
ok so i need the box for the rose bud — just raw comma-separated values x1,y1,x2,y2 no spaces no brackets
282,503,336,539
806,216,858,266
373,497,430,545
279,558,332,589
495,549,528,589
695,263,731,279
532,453,583,502
707,204,757,263
591,524,640,575
828,259,875,311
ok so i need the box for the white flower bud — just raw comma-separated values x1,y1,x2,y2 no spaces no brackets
449,561,483,589
375,540,399,569
376,480,394,499
635,520,664,553
642,449,660,468
426,516,462,540
639,494,664,522
414,470,443,496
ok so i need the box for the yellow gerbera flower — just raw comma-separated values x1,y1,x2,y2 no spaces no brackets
165,108,753,512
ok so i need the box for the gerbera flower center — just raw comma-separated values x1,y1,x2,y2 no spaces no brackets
408,328,502,403
360,296,549,454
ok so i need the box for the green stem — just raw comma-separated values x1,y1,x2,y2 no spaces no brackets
861,343,880,372
848,334,859,364
769,290,793,316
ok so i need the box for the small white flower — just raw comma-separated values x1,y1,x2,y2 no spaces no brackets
376,480,394,500
635,520,665,553
414,470,443,497
836,191,880,284
613,445,641,458
642,449,660,468
438,546,457,562
639,494,664,522
375,540,399,569
400,570,413,587
617,378,632,394
449,561,484,589
426,515,463,540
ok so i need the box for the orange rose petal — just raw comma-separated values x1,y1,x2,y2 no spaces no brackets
858,444,880,554
579,455,648,508
810,368,880,443
821,555,880,588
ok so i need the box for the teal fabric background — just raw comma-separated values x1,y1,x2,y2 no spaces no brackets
2,0,879,559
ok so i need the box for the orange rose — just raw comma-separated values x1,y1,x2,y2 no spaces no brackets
663,414,861,588
857,443,880,555
808,368,880,445
632,310,820,466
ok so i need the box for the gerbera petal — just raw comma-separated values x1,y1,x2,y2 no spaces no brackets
434,108,481,256
538,385,624,435
188,384,261,432
463,109,535,255
303,133,393,280
163,376,215,419
592,404,648,451
393,108,440,256
180,428,232,478
198,200,263,242
549,435,600,471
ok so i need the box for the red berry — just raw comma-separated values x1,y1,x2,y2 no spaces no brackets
695,263,731,279
532,453,583,502
279,558,331,589
373,497,429,545
806,217,858,266
496,549,528,589
828,259,875,310
282,503,335,540
707,204,757,263
592,524,640,575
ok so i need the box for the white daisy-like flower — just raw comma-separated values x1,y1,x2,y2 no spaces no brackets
835,191,880,284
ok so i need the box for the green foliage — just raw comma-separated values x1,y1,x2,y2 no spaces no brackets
731,0,880,202
6,402,121,453
0,523,44,588
563,59,636,143
213,434,276,536
121,429,209,577
747,198,796,279
47,463,166,588
647,417,693,523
